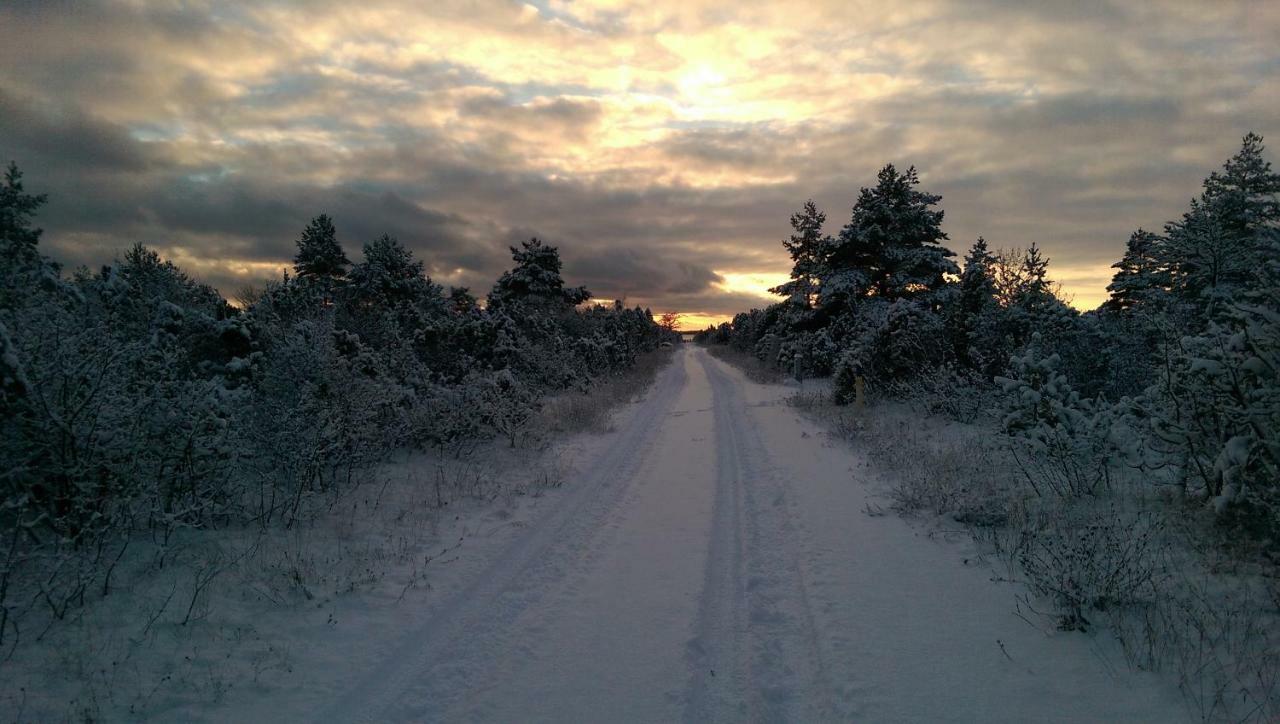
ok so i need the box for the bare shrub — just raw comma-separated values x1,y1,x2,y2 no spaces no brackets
1011,507,1165,631
1109,564,1279,722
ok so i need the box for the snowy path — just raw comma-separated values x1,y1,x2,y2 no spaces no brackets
309,346,1181,722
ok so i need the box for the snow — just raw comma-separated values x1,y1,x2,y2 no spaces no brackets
6,345,1183,721
160,345,1182,722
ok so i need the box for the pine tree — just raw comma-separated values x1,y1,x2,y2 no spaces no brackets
0,162,53,312
293,214,350,281
0,162,46,255
1104,229,1164,312
488,238,590,310
820,164,957,308
957,237,997,317
769,200,827,307
1161,195,1250,304
1018,243,1051,301
1203,132,1280,235
952,237,999,368
347,234,441,309
1158,134,1280,307
449,286,477,314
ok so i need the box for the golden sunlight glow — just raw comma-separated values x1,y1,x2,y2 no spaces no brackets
652,312,732,331
715,271,792,300
1052,263,1117,311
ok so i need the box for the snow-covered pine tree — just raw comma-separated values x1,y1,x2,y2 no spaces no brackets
1098,230,1171,398
1160,195,1252,307
0,162,45,255
347,234,444,312
1203,132,1280,238
293,214,351,281
1157,134,1280,313
488,238,591,311
820,164,957,309
952,237,999,370
1140,224,1280,528
769,200,827,308
0,162,54,311
1104,229,1165,313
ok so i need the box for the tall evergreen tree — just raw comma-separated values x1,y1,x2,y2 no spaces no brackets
769,200,827,307
1160,195,1250,303
0,162,46,255
347,234,441,309
957,237,997,317
1158,134,1280,307
1018,242,1051,301
820,164,956,308
1104,229,1164,312
488,238,590,310
293,214,350,281
1203,132,1280,235
0,163,53,311
951,237,998,368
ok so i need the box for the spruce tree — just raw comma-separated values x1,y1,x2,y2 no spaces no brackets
1158,134,1280,307
957,237,997,317
1018,243,1051,300
0,162,51,311
1161,195,1249,303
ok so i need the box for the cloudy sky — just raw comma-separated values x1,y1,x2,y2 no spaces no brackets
2,1,1277,326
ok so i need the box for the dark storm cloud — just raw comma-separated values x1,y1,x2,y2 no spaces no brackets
0,87,159,174
567,249,723,296
1,0,1277,316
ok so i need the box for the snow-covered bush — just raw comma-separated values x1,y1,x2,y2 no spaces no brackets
997,335,1116,498
239,315,413,526
1138,291,1280,531
869,299,948,382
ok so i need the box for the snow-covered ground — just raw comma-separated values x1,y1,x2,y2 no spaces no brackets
166,345,1181,722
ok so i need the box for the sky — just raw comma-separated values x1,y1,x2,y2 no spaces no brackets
1,1,1277,328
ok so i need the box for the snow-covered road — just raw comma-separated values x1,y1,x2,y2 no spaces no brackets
313,346,1181,722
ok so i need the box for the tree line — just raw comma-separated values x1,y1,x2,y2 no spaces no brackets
697,133,1280,538
0,168,671,646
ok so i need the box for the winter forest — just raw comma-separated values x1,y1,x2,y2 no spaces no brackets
695,133,1280,718
4,129,1279,721
5,0,1280,718
699,132,1280,519
1,162,681,717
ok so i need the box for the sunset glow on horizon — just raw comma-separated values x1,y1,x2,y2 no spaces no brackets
2,1,1276,321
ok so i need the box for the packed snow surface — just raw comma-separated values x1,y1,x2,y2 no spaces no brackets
223,346,1183,722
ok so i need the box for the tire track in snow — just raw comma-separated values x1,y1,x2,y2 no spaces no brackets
682,352,752,722
315,354,689,723
684,349,839,722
